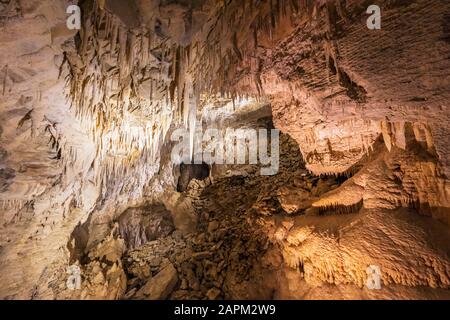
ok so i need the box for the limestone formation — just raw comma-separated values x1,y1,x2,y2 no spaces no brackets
0,0,449,300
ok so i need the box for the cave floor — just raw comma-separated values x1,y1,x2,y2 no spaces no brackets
119,134,450,300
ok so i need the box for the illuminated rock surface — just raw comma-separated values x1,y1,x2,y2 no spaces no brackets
0,0,448,299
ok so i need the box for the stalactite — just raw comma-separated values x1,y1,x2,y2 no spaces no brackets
232,32,243,61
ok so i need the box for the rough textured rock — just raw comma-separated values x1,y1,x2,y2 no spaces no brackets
177,163,210,192
121,123,449,300
134,262,178,300
0,0,449,300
